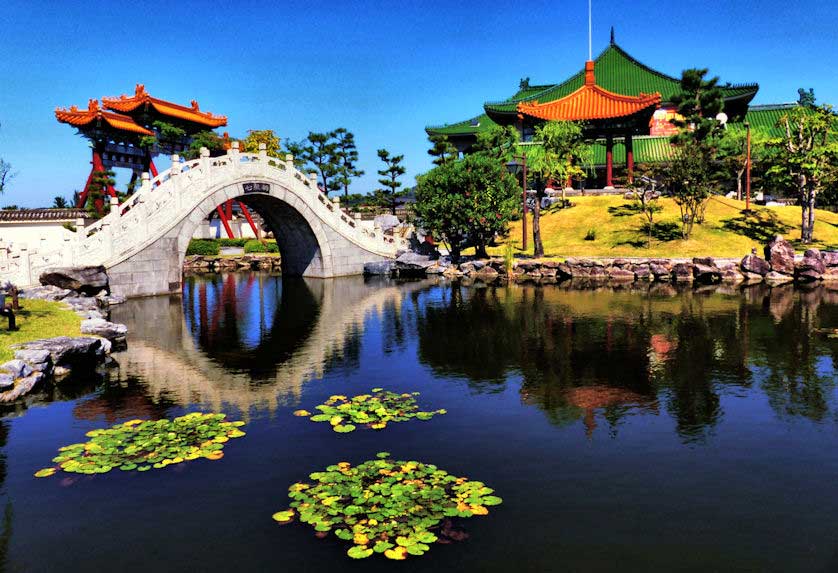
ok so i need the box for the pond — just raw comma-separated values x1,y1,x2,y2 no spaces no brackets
3,273,838,571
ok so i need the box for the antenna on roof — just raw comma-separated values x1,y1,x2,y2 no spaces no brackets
588,0,593,60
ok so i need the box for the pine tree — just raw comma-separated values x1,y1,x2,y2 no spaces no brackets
332,128,364,197
427,134,458,166
374,149,406,215
298,131,339,193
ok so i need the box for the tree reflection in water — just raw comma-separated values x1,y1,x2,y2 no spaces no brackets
414,281,838,442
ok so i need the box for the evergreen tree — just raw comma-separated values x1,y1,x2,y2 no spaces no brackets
473,125,520,161
374,149,406,215
332,128,364,197
427,134,458,166
298,131,339,193
85,169,116,218
183,130,225,159
51,196,68,208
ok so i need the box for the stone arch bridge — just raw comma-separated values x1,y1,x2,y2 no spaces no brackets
0,146,407,297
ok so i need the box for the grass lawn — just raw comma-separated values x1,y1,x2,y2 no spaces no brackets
0,299,82,362
490,195,838,259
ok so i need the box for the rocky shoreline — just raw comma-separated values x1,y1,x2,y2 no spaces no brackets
368,236,838,288
0,267,128,403
183,254,282,273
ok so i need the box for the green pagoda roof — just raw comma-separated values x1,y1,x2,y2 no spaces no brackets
428,40,760,138
738,103,799,136
426,83,554,137
589,135,675,165
485,43,758,118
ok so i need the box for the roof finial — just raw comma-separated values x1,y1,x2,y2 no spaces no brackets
588,0,593,60
610,26,615,45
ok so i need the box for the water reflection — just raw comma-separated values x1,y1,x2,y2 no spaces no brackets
413,282,838,442
109,274,428,414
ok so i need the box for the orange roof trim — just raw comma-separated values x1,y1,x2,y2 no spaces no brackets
517,61,661,122
55,99,154,135
102,84,228,128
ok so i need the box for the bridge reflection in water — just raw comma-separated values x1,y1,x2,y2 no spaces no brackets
108,274,426,415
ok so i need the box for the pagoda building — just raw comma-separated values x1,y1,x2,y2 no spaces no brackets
56,84,228,209
426,34,775,188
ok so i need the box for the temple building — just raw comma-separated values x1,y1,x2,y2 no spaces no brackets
426,33,794,188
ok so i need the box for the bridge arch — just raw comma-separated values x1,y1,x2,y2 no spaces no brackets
175,179,335,278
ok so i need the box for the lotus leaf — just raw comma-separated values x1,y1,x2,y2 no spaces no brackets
273,453,501,560
297,389,445,433
34,413,245,478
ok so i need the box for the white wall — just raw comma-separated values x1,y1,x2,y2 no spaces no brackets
0,221,77,251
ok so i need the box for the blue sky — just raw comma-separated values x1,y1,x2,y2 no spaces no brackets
0,0,835,207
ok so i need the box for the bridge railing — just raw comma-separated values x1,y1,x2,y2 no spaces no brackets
1,143,407,286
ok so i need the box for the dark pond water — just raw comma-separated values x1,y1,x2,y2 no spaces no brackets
3,273,838,571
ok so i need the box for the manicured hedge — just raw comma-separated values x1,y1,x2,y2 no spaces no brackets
244,240,279,253
218,238,249,247
186,239,220,256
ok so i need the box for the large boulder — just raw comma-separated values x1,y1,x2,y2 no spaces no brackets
393,252,435,276
39,266,108,295
692,257,722,284
363,261,394,276
795,249,825,282
764,236,795,275
607,267,635,282
741,252,771,276
12,337,108,367
822,251,838,267
765,271,794,286
671,263,695,283
80,319,128,344
373,214,401,233
18,285,72,301
719,263,745,284
649,259,673,282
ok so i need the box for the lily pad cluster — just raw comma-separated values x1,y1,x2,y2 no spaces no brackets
293,388,446,433
272,452,501,560
34,412,246,477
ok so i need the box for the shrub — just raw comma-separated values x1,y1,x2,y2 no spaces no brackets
584,228,597,241
186,239,220,256
244,240,279,254
218,238,249,247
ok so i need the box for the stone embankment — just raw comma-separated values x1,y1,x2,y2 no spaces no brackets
0,266,127,402
183,254,282,273
367,236,838,287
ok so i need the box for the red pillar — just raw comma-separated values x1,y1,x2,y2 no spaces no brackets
238,201,260,239
216,206,235,238
626,133,634,184
605,135,614,188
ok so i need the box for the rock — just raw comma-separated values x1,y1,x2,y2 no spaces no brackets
671,263,695,283
0,359,32,379
795,250,825,282
13,349,52,372
63,296,100,313
822,251,838,267
649,259,673,281
556,263,574,280
765,271,795,286
516,261,540,272
473,266,500,281
363,261,394,276
0,374,13,390
633,264,652,281
741,253,771,276
80,319,128,343
719,263,745,284
0,372,44,403
540,267,557,278
425,263,446,275
373,214,401,232
39,266,108,295
394,252,435,273
18,284,73,300
692,258,722,284
764,236,795,275
442,267,463,278
608,267,635,282
12,337,108,367
742,272,765,283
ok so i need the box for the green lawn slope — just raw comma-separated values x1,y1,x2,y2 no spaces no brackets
0,300,81,362
495,196,838,259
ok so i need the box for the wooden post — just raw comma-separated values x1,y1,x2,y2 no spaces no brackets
605,134,614,188
626,133,634,184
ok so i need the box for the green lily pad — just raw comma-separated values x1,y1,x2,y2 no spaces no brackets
296,389,445,433
33,413,246,479
273,453,500,560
